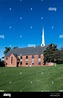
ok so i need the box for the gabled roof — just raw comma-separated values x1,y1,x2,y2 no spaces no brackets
5,45,48,57
12,54,19,60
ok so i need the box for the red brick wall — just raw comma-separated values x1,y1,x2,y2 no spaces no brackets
5,54,17,67
41,54,44,65
22,56,26,66
28,55,32,66
4,57,9,66
4,54,44,67
34,55,38,66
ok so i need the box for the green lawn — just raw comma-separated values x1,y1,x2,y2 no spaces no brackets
0,64,63,92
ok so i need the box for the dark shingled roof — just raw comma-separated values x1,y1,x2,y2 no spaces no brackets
13,54,19,60
5,46,47,57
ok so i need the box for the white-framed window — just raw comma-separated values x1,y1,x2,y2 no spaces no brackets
26,56,28,62
38,55,41,65
32,60,34,65
26,61,28,65
32,55,34,65
20,54,22,62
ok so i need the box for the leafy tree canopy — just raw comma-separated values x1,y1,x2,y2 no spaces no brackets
44,43,60,63
13,46,18,49
4,47,11,56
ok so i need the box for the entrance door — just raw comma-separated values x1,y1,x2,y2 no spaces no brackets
17,62,19,67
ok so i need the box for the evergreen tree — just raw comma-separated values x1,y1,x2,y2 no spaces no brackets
44,43,60,63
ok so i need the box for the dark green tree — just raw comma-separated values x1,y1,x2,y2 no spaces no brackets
0,61,5,67
60,46,63,50
4,47,11,55
57,50,63,63
13,46,18,49
43,43,60,63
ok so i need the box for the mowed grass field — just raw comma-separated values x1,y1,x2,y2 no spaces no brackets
0,64,63,92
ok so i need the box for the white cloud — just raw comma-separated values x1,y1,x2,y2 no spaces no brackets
48,7,57,11
59,35,63,38
0,35,4,39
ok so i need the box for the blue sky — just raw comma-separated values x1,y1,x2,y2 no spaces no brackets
0,0,63,58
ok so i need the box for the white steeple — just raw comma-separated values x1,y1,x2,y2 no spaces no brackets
41,27,45,47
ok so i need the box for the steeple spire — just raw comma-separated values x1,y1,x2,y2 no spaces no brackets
41,27,45,47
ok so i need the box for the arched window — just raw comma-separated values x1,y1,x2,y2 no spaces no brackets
11,57,13,64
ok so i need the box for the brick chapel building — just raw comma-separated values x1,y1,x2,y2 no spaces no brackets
4,28,49,67
4,46,47,67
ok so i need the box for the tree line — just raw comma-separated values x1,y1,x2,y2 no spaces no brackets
44,43,63,64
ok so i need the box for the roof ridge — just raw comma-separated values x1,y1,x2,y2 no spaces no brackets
5,45,48,57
